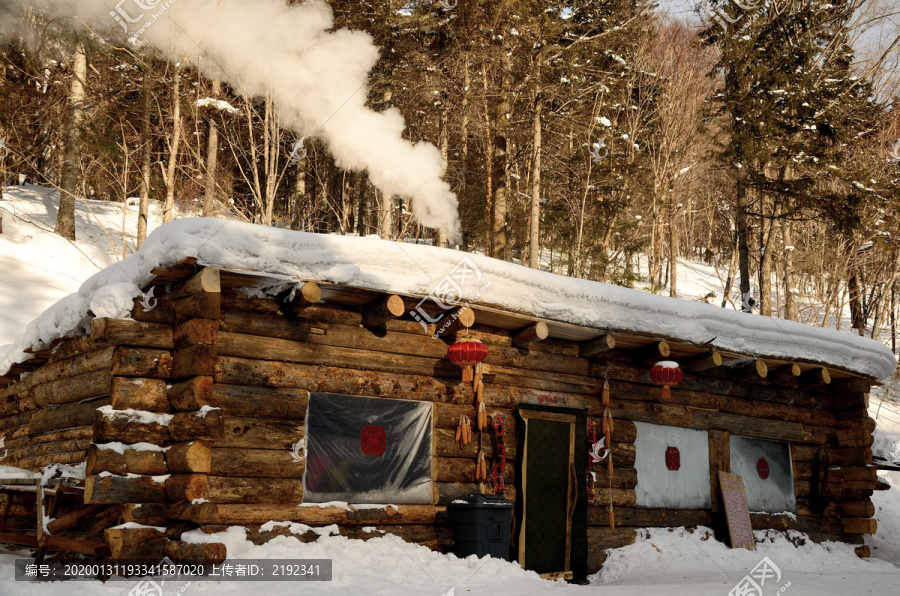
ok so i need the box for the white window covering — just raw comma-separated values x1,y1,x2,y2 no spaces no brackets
729,435,796,513
634,421,711,509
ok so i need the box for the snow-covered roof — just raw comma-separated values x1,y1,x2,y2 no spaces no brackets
1,218,896,381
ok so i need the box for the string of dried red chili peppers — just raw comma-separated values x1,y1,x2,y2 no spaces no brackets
492,413,506,496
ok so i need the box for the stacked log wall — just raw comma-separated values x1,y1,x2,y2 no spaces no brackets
0,273,879,571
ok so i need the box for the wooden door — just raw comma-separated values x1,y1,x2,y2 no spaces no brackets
518,409,577,580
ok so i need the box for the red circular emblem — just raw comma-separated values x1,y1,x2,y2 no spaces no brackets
665,446,681,471
757,458,770,479
361,425,386,457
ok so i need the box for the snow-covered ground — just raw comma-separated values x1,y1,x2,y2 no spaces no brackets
1,182,899,594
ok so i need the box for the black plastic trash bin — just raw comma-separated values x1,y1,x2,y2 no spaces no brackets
448,494,514,560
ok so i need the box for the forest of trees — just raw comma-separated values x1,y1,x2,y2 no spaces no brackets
1,1,900,347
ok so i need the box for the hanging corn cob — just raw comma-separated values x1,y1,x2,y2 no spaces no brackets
456,415,472,449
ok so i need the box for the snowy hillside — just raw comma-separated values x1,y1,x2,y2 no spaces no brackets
0,185,166,347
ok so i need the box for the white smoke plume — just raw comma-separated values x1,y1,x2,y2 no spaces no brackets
4,0,460,239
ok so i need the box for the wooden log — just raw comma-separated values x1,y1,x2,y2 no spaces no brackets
841,518,877,534
165,540,227,565
800,367,831,388
591,507,712,528
91,318,174,350
167,267,220,301
435,456,513,484
46,504,105,534
841,500,875,518
110,377,169,412
167,476,305,504
169,502,448,526
512,322,549,348
728,358,767,379
302,303,432,336
217,416,304,450
111,347,172,378
750,512,842,534
435,306,475,338
167,441,212,474
47,337,103,364
280,282,323,317
174,319,219,349
16,451,87,469
0,532,39,548
841,467,878,483
769,363,801,384
362,294,405,328
41,533,111,556
210,447,304,478
0,347,115,400
580,335,616,358
835,428,874,447
588,464,637,489
168,376,214,411
174,292,221,323
1,426,93,450
165,474,209,502
587,488,637,508
31,369,112,407
131,294,175,325
684,351,723,372
434,428,513,459
4,437,92,462
183,384,309,419
86,443,167,476
122,503,167,526
105,527,166,561
855,545,871,558
93,408,171,445
85,474,167,504
173,344,218,378
631,340,669,363
221,290,281,314
220,310,309,342
169,409,225,442
28,396,110,434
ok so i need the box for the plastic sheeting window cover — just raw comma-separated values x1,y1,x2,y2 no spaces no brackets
729,435,796,513
634,421,712,509
303,392,433,504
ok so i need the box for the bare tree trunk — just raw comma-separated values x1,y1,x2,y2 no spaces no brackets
782,219,796,320
668,202,678,298
202,79,221,218
355,171,368,235
261,92,279,226
721,238,739,308
481,67,494,254
163,66,181,223
137,66,152,246
56,42,87,240
848,266,865,335
736,167,751,311
378,188,392,239
758,212,773,316
291,155,306,231
529,87,541,270
438,106,450,247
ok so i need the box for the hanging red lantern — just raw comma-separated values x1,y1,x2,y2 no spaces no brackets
447,337,488,382
649,361,683,399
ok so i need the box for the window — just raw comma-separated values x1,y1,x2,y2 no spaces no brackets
634,421,711,509
729,435,796,513
303,392,433,504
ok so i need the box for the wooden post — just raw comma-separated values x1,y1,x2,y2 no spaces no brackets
362,294,405,327
685,351,722,372
512,322,549,347
630,340,670,364
280,282,322,317
579,335,616,358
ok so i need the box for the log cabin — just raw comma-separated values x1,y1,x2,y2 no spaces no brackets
0,219,894,580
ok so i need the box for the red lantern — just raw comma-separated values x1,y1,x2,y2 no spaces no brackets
447,337,488,382
649,361,683,399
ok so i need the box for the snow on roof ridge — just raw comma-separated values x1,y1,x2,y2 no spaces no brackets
0,218,896,381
